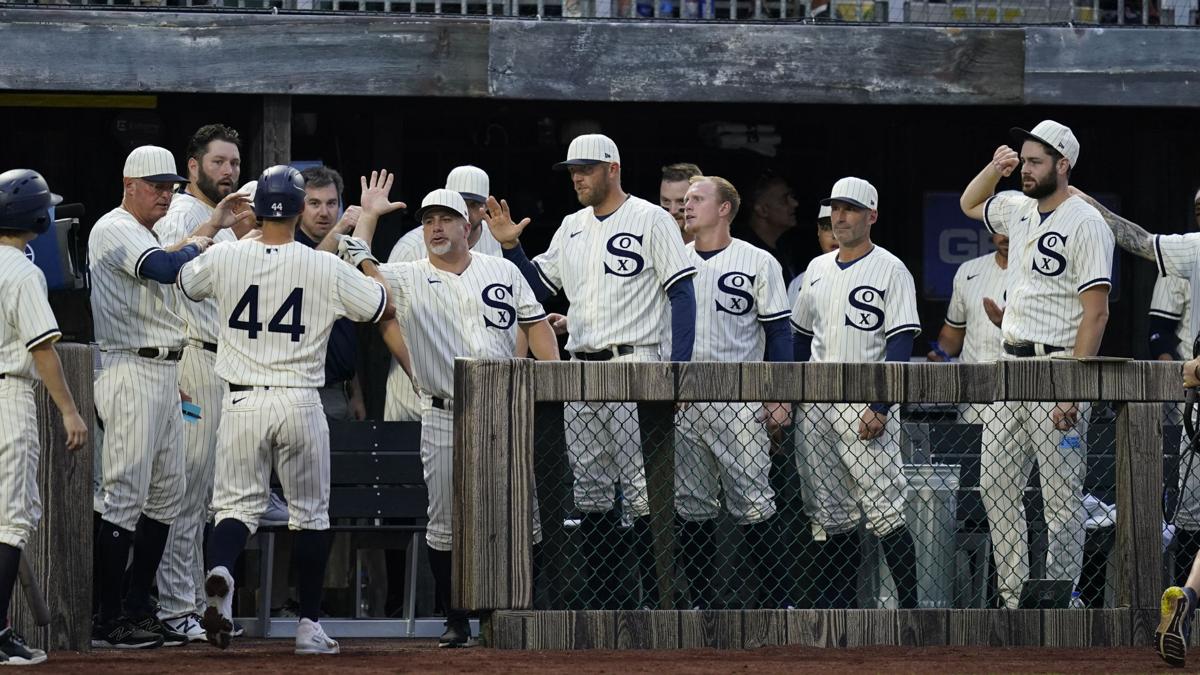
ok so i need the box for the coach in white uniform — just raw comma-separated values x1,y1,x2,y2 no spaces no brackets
674,175,792,609
791,177,923,609
90,145,244,648
182,166,393,655
375,189,557,647
960,120,1113,609
151,124,249,640
491,133,697,610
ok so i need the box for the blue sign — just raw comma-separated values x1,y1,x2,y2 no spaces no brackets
922,191,1120,301
26,205,71,290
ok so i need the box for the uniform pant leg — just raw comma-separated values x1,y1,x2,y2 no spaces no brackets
383,359,422,423
211,389,276,536
837,404,907,537
419,403,454,552
1034,401,1088,587
979,400,1033,609
614,401,650,518
800,403,861,535
142,359,186,526
674,403,722,523
158,346,224,618
567,401,619,514
718,403,776,525
0,380,40,550
274,388,331,532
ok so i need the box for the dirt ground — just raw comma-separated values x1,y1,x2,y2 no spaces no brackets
35,639,1180,674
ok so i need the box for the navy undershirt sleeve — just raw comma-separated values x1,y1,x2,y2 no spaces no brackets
142,245,201,284
763,318,791,362
1149,315,1183,359
793,331,813,363
667,277,696,362
501,243,554,303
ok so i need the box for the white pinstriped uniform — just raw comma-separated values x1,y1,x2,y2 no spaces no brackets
790,246,919,536
533,196,696,516
0,247,62,549
178,240,387,534
978,191,1114,607
151,191,236,619
944,252,1007,365
378,253,546,551
383,226,502,423
675,239,788,525
1154,234,1200,530
89,206,187,531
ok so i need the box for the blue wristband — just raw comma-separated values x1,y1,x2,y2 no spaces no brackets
929,341,952,362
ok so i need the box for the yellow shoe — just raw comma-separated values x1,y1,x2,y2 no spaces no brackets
1157,586,1190,667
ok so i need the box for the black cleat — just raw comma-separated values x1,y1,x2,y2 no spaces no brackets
91,617,165,649
0,627,46,664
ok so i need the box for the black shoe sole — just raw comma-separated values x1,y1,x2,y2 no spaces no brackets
90,637,164,650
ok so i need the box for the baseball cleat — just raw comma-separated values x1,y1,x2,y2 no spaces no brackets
1157,586,1191,667
91,617,164,649
294,618,339,655
438,620,475,649
162,613,207,643
201,567,236,650
0,627,47,665
131,613,189,647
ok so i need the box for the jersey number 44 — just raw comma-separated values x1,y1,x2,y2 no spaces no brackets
229,285,307,342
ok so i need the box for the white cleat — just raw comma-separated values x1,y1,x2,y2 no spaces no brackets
295,618,339,655
201,566,236,650
162,613,207,643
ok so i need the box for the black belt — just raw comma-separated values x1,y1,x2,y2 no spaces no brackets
1002,341,1065,358
136,348,183,361
229,384,273,392
199,341,217,354
572,345,635,362
431,396,452,411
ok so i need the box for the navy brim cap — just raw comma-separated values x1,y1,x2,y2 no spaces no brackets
551,158,606,171
819,196,871,209
459,192,486,204
1009,127,1052,149
139,173,190,183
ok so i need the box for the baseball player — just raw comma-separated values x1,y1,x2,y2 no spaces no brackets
371,188,557,647
151,123,246,642
659,162,702,244
181,166,395,655
491,133,697,609
960,120,1113,609
791,177,922,609
786,205,837,306
0,169,87,665
927,232,1008,365
673,175,791,609
366,166,503,423
90,145,247,648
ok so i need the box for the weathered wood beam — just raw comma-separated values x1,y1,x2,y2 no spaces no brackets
1114,402,1164,611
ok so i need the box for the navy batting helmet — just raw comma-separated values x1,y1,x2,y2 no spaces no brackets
253,165,306,219
0,169,62,235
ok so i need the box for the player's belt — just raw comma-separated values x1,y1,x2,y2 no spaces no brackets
135,347,183,361
431,396,453,411
229,384,273,392
1002,341,1065,358
572,345,635,362
188,340,218,354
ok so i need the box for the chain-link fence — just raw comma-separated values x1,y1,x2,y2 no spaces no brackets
527,397,1144,611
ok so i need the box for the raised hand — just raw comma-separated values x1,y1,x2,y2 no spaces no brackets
337,235,379,269
359,170,407,218
982,297,1005,328
991,145,1020,178
210,192,254,230
335,205,362,235
485,195,531,248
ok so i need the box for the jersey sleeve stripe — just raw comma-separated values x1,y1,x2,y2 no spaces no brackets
1154,235,1168,277
661,266,697,290
757,310,792,322
885,323,922,338
24,328,62,350
133,247,160,279
532,262,560,295
944,318,968,328
177,276,202,303
1076,277,1112,293
981,196,998,234
791,320,814,336
369,282,388,324
1149,309,1184,319
518,311,548,324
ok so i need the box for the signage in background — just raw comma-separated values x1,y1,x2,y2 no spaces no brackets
922,191,1121,302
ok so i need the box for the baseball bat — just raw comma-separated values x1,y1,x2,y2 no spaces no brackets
17,556,50,627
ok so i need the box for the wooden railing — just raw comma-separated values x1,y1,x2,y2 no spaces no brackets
452,358,1181,649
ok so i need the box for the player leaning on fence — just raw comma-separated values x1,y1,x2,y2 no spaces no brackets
960,120,1113,610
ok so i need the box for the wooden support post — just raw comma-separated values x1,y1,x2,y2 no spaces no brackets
638,401,676,609
11,343,94,652
453,358,535,610
253,94,291,174
1115,402,1163,610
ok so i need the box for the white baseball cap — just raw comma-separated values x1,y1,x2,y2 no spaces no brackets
414,188,468,222
236,180,257,200
821,177,878,211
446,165,489,204
1011,120,1080,168
818,204,831,220
123,145,188,183
553,134,620,170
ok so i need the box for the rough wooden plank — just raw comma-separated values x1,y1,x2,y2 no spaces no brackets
1000,359,1056,401
1115,402,1164,610
1048,360,1101,403
1130,608,1159,647
0,9,490,97
1098,362,1145,402
739,362,803,403
533,361,582,402
800,363,844,402
614,610,652,650
489,610,533,649
960,362,1002,403
527,609,574,649
581,362,673,402
679,610,742,649
10,343,94,652
743,610,786,648
508,359,535,609
630,361,675,401
1025,27,1200,108
571,610,615,649
845,609,898,647
676,362,739,402
787,609,846,647
651,610,681,649
490,22,1023,104
843,364,905,405
896,609,949,646
949,609,1042,646
903,364,960,404
253,94,290,174
1144,360,1185,402
1042,609,1130,647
